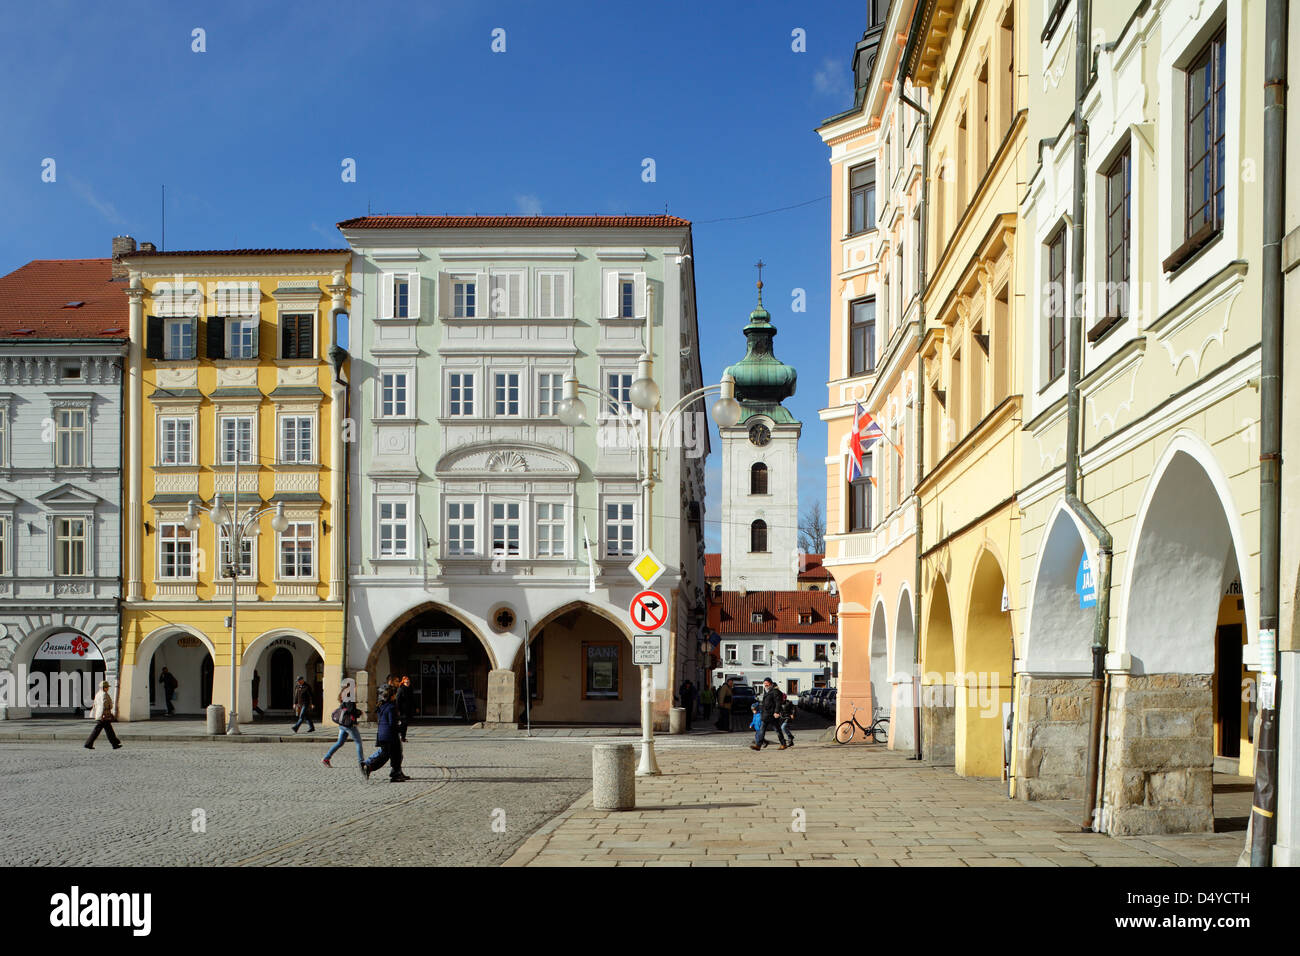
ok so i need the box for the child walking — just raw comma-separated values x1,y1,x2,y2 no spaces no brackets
748,704,767,751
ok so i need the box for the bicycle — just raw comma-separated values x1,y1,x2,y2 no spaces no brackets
834,704,889,744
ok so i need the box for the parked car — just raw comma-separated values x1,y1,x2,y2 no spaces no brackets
729,683,757,728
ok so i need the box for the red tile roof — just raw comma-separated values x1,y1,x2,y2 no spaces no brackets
337,215,692,229
707,590,840,635
121,248,348,258
704,553,830,580
0,259,128,340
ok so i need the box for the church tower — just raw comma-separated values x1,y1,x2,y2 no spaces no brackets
719,265,801,591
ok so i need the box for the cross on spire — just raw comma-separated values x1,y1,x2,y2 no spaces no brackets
755,259,766,305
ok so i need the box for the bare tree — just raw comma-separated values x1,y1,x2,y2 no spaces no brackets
799,501,826,555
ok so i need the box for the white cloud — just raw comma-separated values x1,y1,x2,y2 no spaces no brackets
813,56,850,98
515,194,543,216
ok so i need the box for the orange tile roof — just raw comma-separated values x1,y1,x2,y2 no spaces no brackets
0,259,128,340
121,248,348,258
337,214,692,229
704,553,830,580
707,590,840,635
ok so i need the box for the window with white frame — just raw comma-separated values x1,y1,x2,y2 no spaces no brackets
604,271,644,319
380,371,409,417
381,272,419,320
0,516,6,574
537,372,563,417
377,499,411,558
158,522,193,578
618,277,636,318
0,407,6,466
393,276,410,319
535,501,566,557
445,500,477,556
226,317,259,359
55,408,87,467
724,643,738,664
453,276,478,318
218,527,252,579
751,645,765,664
605,372,632,418
490,500,522,557
448,372,475,416
604,501,635,557
164,318,195,360
159,417,193,466
489,270,524,318
750,611,764,624
278,522,315,578
279,415,313,464
493,372,521,416
537,270,570,318
218,415,255,465
55,517,87,576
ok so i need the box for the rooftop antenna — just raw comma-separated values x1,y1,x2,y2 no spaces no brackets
161,184,165,251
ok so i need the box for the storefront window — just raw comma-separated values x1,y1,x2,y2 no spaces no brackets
582,642,620,699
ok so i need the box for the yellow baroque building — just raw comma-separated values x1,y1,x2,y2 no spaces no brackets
116,243,350,724
903,0,1026,779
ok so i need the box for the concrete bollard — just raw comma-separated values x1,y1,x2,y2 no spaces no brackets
205,704,225,734
592,743,636,810
669,706,686,734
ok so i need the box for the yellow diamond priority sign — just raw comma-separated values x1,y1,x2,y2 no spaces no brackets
628,549,666,588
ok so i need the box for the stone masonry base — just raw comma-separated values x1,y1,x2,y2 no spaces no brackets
1014,676,1092,800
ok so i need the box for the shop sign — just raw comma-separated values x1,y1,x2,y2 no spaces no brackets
1076,554,1097,609
269,638,298,650
35,634,102,661
418,628,461,644
177,636,203,649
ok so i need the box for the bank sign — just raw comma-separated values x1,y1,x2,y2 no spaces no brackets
1076,554,1097,609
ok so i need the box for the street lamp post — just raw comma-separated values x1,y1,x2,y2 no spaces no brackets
558,358,740,775
186,452,289,735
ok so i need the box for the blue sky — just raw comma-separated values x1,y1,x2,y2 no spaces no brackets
0,0,866,550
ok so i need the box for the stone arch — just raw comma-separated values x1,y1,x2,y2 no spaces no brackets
922,571,956,765
1120,432,1253,673
367,602,499,675
520,599,641,725
869,599,889,718
1024,499,1096,674
960,546,1014,778
125,624,218,720
893,586,917,750
7,622,109,717
241,627,329,721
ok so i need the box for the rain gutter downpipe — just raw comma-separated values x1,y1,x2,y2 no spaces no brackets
1249,0,1286,868
1067,0,1115,833
898,61,929,764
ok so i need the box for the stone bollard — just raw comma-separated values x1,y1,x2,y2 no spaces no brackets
205,704,225,735
669,706,686,734
592,743,636,810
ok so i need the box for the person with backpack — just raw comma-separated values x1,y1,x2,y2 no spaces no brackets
758,678,785,749
777,695,797,749
291,676,315,733
322,689,365,771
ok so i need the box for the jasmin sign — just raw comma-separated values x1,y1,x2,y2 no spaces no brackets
35,634,103,661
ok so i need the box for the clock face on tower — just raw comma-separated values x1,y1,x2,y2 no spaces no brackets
748,423,771,447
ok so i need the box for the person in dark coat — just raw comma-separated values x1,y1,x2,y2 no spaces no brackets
677,679,697,730
715,678,734,732
158,667,178,715
291,676,315,733
758,678,784,748
362,687,409,782
395,675,413,742
251,670,265,716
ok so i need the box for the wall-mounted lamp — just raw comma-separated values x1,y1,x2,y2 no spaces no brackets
143,521,152,535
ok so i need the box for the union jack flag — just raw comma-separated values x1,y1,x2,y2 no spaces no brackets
847,402,883,480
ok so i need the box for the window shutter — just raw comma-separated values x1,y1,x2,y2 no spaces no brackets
379,273,394,319
475,272,489,316
557,271,570,318
407,272,420,318
438,272,451,318
538,274,553,319
603,271,618,318
146,316,163,359
507,272,522,317
280,316,293,358
206,316,226,360
490,273,506,318
634,272,647,318
249,318,260,357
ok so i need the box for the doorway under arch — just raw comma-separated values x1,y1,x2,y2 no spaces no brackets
146,631,215,717
370,605,494,722
960,548,1014,778
868,602,889,721
893,589,916,751
521,602,639,726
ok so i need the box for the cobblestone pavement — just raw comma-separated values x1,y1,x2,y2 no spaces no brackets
506,741,1247,867
0,735,603,867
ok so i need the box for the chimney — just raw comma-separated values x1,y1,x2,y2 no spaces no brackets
140,242,156,253
111,235,136,280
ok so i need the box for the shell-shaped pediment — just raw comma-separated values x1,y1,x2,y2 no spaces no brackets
434,440,580,478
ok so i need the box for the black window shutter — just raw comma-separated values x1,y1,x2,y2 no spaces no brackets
146,316,163,359
296,314,312,358
280,315,292,358
207,316,226,360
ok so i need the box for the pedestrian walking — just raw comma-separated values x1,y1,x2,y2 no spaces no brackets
715,677,734,732
361,687,409,783
251,670,265,716
677,679,697,731
777,695,796,749
323,689,365,771
291,676,315,733
758,677,784,749
395,674,413,742
158,666,178,715
84,681,122,750
748,704,766,750
701,683,715,723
